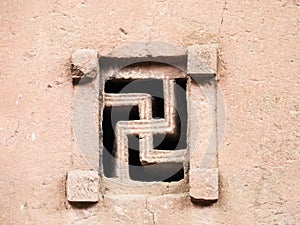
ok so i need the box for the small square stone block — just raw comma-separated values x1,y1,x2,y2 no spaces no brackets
66,170,99,202
71,48,98,79
189,168,219,201
187,44,218,75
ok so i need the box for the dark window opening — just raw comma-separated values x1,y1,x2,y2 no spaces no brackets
153,78,187,150
105,79,165,119
128,135,184,182
102,78,187,182
102,106,139,177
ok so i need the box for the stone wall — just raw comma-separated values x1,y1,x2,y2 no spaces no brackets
0,0,299,224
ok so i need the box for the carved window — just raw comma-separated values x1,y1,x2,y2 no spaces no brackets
69,43,224,203
102,64,188,183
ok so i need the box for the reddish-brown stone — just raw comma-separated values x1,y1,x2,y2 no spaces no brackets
67,170,99,202
189,168,219,201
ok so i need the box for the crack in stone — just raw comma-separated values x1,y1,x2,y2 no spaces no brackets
4,121,20,145
218,0,228,34
145,198,156,225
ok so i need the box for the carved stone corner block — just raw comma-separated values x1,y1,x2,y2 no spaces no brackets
189,168,219,202
71,48,98,82
66,170,99,202
187,44,218,75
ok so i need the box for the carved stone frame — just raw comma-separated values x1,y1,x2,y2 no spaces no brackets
69,42,223,203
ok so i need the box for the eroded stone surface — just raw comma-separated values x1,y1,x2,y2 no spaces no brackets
71,48,98,79
189,168,218,201
67,170,99,202
106,42,186,58
187,44,218,75
1,1,299,223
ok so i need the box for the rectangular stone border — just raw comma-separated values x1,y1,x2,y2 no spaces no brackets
70,43,220,201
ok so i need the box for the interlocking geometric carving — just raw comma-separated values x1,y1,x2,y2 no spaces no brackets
104,79,187,182
71,42,222,200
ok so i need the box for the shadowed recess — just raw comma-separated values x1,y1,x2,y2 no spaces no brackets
102,78,187,182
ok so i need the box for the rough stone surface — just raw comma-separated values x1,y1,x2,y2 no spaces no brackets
0,0,299,224
105,42,186,58
71,48,98,79
187,44,218,75
189,168,219,201
67,170,99,202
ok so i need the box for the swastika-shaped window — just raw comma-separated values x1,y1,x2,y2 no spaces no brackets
71,42,223,201
102,63,188,183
